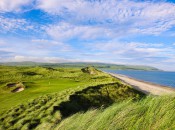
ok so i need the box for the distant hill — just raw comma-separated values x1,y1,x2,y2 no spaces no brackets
0,61,160,71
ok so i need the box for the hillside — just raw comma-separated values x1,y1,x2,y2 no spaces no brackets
55,96,175,130
0,66,115,112
0,62,160,71
0,66,173,130
0,66,144,130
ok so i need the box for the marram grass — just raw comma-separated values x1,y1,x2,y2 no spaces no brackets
55,95,175,130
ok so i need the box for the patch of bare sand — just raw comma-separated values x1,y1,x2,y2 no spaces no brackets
109,73,175,95
12,87,24,93
6,82,25,93
13,87,24,93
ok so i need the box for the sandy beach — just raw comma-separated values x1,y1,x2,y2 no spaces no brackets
109,73,175,95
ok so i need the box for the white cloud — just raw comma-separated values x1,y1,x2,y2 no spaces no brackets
38,0,175,36
45,22,114,40
14,55,69,63
32,39,64,45
1,0,175,39
0,0,32,12
13,55,99,63
0,16,35,33
0,16,26,31
0,39,6,45
0,38,74,62
85,41,174,62
31,39,72,51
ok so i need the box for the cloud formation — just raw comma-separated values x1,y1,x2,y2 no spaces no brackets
82,40,175,69
45,22,115,41
0,0,32,12
0,0,175,39
0,16,33,32
38,0,175,37
1,0,175,39
0,0,175,70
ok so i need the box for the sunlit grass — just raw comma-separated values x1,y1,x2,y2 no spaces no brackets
0,65,145,130
0,66,115,113
55,95,175,130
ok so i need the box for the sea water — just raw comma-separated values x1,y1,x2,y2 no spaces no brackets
103,70,175,88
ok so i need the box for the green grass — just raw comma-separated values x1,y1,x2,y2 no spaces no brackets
0,79,81,112
0,66,116,113
0,82,144,130
0,66,145,130
55,95,175,130
1,65,171,130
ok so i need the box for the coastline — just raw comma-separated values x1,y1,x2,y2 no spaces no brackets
108,72,175,95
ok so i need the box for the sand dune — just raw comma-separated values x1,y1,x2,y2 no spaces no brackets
109,73,175,95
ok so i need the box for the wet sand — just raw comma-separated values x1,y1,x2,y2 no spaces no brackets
109,73,175,95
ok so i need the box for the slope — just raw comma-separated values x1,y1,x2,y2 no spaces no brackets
55,95,175,130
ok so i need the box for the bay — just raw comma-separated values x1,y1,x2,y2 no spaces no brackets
103,70,175,88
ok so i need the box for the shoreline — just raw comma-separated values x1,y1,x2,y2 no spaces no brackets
108,72,175,95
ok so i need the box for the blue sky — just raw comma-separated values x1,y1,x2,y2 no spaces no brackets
1,0,175,70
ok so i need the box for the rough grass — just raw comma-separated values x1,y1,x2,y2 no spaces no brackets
55,95,175,130
0,66,145,130
0,66,115,113
1,65,170,130
0,82,144,130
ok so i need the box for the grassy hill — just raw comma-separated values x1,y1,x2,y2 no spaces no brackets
0,65,173,130
0,62,160,71
0,66,144,130
0,66,116,113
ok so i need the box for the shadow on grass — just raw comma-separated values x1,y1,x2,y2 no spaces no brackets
54,83,145,118
0,83,145,130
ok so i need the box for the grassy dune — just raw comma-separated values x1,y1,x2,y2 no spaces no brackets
0,65,173,130
0,66,116,112
56,96,175,130
0,66,144,130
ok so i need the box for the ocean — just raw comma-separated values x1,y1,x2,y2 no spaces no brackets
103,70,175,88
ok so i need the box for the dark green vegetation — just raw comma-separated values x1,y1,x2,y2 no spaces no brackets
81,66,101,74
0,65,145,130
0,61,160,70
